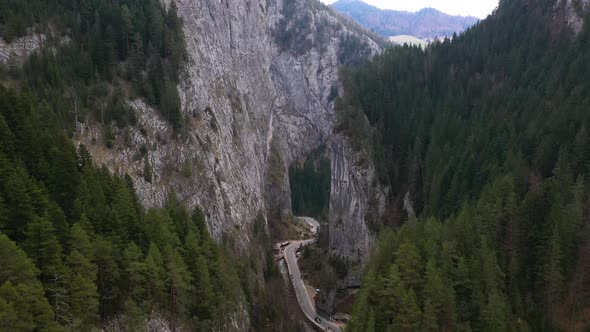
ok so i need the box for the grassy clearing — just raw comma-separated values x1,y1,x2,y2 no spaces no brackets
388,34,428,48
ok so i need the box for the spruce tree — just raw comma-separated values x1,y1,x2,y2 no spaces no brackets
0,233,57,331
67,249,99,328
24,217,64,282
398,288,422,331
184,230,214,321
145,243,165,314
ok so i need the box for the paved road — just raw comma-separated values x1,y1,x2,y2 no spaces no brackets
283,218,342,332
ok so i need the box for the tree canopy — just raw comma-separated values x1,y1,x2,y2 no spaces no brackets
1,0,187,131
343,0,590,330
0,87,244,330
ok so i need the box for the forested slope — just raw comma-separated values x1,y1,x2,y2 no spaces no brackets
340,0,590,330
0,87,246,330
0,0,186,131
0,1,266,330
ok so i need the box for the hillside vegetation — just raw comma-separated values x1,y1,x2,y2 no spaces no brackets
0,87,245,331
0,0,186,131
340,0,590,330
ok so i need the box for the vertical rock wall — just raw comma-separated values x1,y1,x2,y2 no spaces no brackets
76,0,383,258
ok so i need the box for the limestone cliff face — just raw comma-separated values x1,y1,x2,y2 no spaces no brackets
0,34,45,65
76,0,382,257
328,136,386,264
554,0,590,35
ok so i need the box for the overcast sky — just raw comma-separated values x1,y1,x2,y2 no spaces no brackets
320,0,499,19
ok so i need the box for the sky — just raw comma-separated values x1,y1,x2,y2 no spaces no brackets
320,0,499,19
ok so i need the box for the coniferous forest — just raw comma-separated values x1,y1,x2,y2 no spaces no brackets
0,87,245,330
289,155,331,219
340,0,590,330
2,0,590,330
0,0,186,131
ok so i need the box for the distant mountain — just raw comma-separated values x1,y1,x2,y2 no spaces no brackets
331,0,480,39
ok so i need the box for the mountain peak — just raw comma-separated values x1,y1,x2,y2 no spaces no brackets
331,0,479,39
417,7,441,14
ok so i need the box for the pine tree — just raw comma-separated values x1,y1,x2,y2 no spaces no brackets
423,259,444,329
76,144,93,171
112,179,139,242
348,272,372,332
24,217,64,282
122,242,147,326
0,233,58,331
0,282,37,332
119,5,134,60
145,243,165,314
382,263,405,324
3,169,38,241
482,292,508,332
129,32,145,77
143,155,153,183
398,288,422,331
166,248,191,330
573,126,589,174
94,238,120,317
396,241,423,291
45,202,69,246
184,230,214,321
123,242,147,306
544,226,564,319
479,237,503,297
67,249,99,328
69,223,94,259
0,114,15,156
0,197,6,237
147,0,164,50
422,299,438,331
366,310,376,332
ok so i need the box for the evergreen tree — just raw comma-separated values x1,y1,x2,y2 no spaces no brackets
398,288,422,331
24,217,64,282
396,241,423,291
0,233,58,331
184,230,214,322
122,242,147,326
69,223,94,259
94,238,120,317
544,226,564,319
166,249,191,329
67,249,99,328
143,155,153,183
481,292,508,332
145,243,165,314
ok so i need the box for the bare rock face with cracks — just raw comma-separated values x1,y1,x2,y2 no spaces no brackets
76,0,385,266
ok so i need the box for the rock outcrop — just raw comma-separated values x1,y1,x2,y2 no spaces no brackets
328,136,386,264
0,33,45,65
554,0,590,35
76,0,383,259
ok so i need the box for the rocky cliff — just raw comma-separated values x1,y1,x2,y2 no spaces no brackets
75,0,382,259
554,0,590,34
328,136,386,263
0,33,45,65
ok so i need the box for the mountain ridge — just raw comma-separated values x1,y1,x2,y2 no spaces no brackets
331,0,480,38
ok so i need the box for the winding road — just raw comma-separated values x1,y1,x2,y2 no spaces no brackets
283,218,342,332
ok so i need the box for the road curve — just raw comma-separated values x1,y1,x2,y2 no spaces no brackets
283,221,342,332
